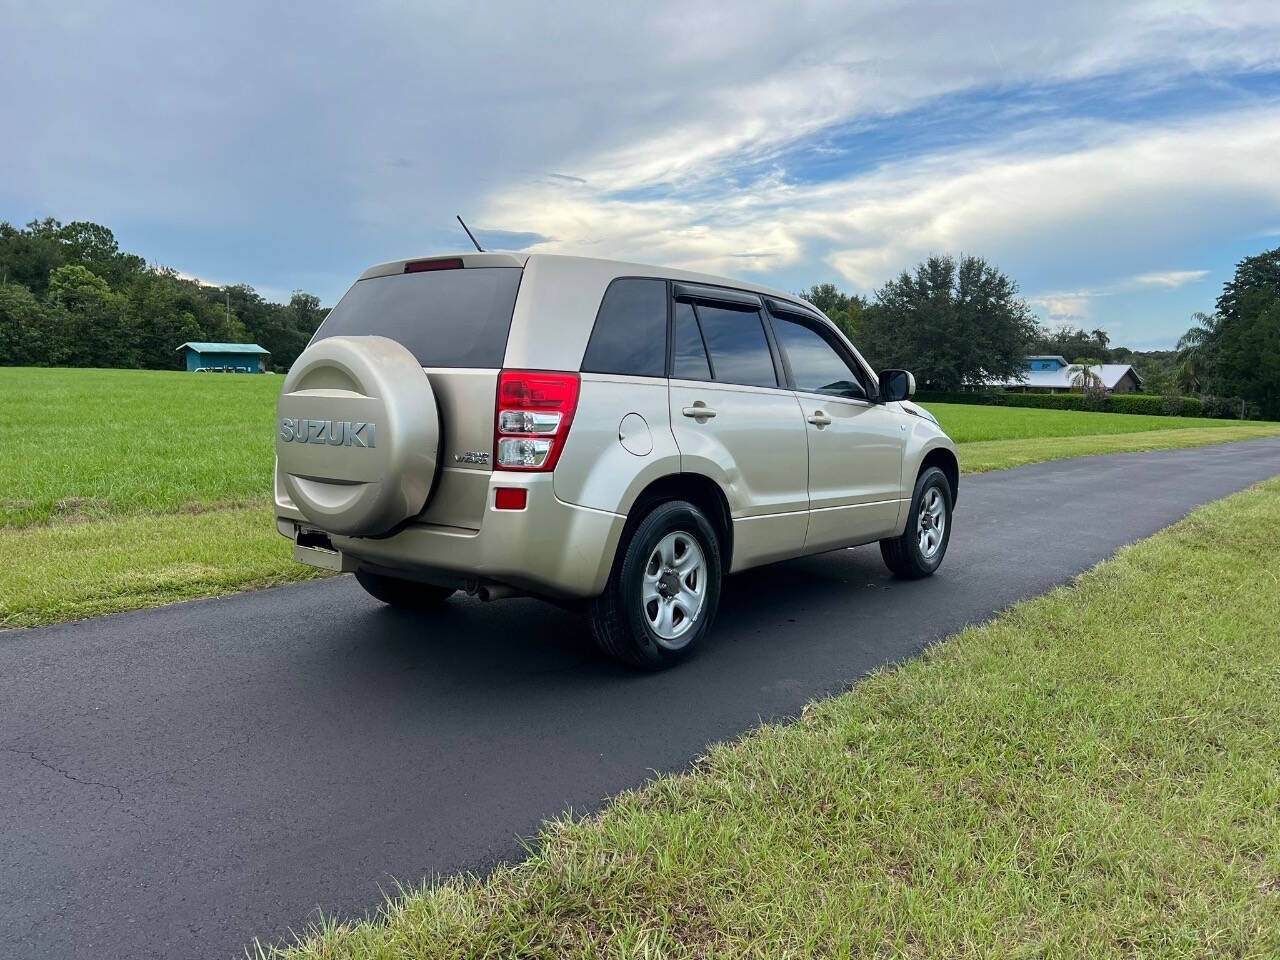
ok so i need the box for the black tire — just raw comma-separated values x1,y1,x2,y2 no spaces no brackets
355,569,456,608
589,500,723,669
880,465,953,579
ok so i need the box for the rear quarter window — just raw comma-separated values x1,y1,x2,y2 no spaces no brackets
312,267,522,367
580,277,668,378
672,300,711,381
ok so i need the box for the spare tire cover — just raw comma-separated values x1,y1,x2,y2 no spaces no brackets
276,335,439,536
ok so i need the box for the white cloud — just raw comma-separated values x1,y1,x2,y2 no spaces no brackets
1030,267,1212,322
484,106,1280,297
1030,292,1098,323
1129,269,1209,288
478,0,1280,202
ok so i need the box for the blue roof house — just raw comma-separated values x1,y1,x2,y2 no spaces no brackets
987,355,1143,393
177,342,271,373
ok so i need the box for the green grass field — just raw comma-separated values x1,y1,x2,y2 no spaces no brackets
259,478,1280,959
922,401,1246,442
2,367,1278,628
1,367,280,526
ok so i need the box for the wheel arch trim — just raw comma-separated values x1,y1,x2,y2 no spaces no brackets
616,471,735,571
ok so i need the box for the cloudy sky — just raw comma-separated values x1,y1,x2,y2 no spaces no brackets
4,1,1280,348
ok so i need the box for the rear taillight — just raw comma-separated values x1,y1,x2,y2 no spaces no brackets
494,370,580,471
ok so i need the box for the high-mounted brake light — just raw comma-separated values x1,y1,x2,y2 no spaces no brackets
404,257,464,273
494,370,580,471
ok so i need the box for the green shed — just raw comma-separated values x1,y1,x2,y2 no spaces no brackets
177,342,271,373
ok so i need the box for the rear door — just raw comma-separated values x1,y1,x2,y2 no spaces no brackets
768,308,906,550
309,261,522,530
667,285,809,570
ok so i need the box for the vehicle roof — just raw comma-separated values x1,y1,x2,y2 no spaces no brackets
356,252,823,317
351,251,856,374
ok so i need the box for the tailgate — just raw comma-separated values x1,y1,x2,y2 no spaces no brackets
416,368,497,530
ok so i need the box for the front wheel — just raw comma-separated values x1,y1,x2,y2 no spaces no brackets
589,500,723,669
880,465,953,579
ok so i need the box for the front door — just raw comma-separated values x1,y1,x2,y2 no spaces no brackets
769,314,906,551
667,296,809,570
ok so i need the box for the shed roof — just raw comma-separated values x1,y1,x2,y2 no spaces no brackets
176,342,271,355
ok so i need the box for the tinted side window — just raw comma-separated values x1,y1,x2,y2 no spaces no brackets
695,303,777,388
773,317,868,400
671,301,711,380
581,278,667,377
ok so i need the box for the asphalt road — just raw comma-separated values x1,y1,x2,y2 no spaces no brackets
3,438,1279,959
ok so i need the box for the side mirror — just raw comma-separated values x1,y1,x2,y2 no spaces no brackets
878,369,915,402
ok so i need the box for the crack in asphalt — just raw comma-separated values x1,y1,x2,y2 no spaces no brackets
3,745,125,802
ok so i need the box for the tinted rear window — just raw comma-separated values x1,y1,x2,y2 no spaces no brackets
695,303,777,388
581,277,667,377
312,267,521,367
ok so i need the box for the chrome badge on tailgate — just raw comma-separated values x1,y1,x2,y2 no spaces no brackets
279,418,376,448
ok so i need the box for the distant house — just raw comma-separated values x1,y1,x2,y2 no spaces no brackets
988,355,1142,394
177,342,271,373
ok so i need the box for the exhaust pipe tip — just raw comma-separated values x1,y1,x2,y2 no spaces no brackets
474,582,521,602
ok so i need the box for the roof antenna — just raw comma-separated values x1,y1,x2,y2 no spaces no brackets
456,215,484,253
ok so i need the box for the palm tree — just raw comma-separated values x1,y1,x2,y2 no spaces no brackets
1175,355,1202,395
1176,311,1221,394
1067,359,1103,393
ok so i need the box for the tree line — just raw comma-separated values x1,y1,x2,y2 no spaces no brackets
800,247,1279,419
1174,246,1280,420
0,219,327,371
2,217,1276,419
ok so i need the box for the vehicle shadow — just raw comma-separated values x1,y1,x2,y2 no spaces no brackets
332,542,913,695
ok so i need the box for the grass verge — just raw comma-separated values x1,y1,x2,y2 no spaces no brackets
956,423,1280,473
920,401,1255,443
0,506,324,628
261,477,1280,959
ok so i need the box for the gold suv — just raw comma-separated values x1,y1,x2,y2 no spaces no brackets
276,253,958,668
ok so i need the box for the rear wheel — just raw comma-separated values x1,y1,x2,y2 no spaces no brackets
880,465,952,578
355,569,455,608
589,500,722,669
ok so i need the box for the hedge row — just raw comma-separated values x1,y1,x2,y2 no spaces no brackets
915,390,1206,417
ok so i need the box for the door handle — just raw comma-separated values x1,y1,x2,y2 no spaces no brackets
807,410,832,427
682,402,718,420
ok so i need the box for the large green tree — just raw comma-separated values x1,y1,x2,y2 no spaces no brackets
1177,245,1280,419
0,219,66,296
799,282,869,345
0,282,48,365
1214,246,1280,418
56,220,146,287
45,264,138,367
859,254,1038,389
125,269,206,368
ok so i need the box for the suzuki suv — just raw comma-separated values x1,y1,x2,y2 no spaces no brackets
276,253,958,668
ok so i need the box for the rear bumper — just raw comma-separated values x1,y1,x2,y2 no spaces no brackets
276,474,625,600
